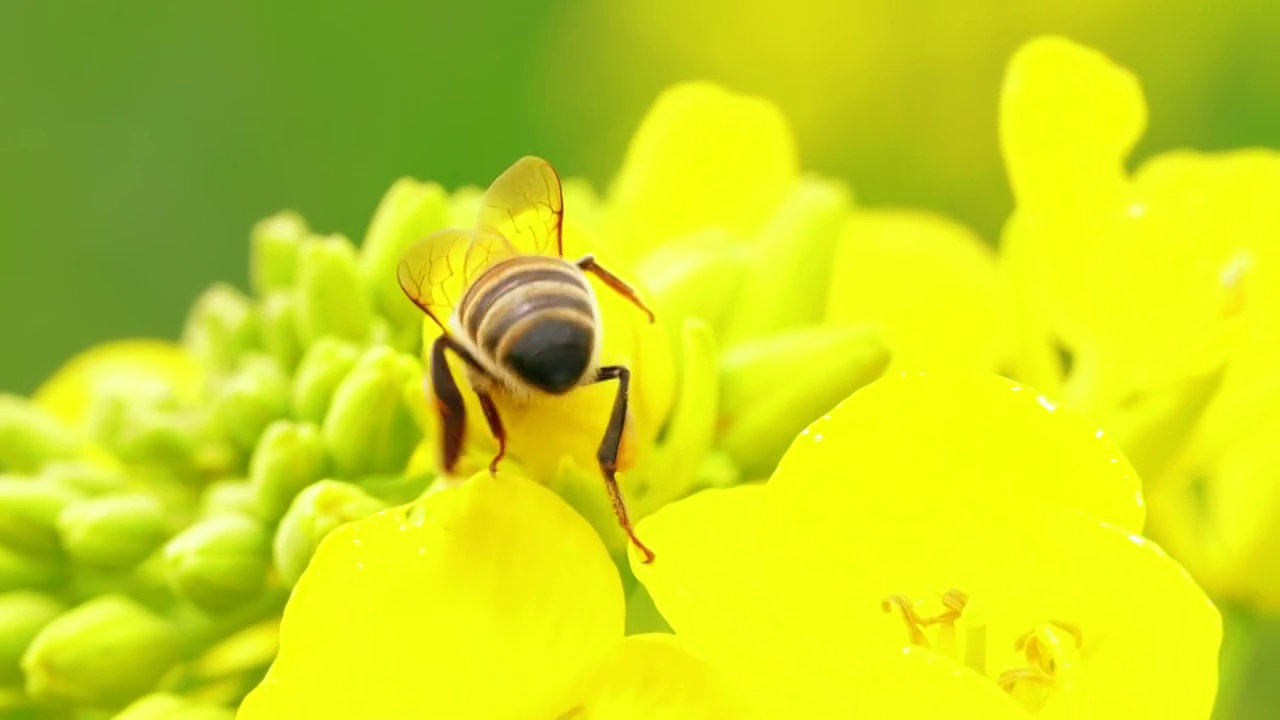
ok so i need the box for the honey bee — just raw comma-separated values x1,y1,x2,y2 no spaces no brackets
396,156,658,563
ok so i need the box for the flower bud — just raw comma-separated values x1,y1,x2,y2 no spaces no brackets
250,210,308,295
21,594,182,709
164,515,271,614
181,284,261,376
0,395,77,473
40,461,129,498
295,234,374,345
0,478,77,558
321,347,422,478
636,229,748,331
0,544,63,592
0,592,63,684
356,470,435,506
248,421,329,523
720,178,851,345
198,478,257,519
57,495,170,571
292,338,362,424
359,178,449,347
634,319,719,514
718,324,890,478
88,388,200,472
259,291,304,372
208,356,291,451
116,693,236,720
274,480,387,587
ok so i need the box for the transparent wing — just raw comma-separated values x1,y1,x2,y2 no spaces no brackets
396,228,516,331
476,155,565,258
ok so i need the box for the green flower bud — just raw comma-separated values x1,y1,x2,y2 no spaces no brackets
0,544,63,592
356,470,435,505
250,210,308,295
208,356,291,451
273,480,387,587
295,234,374,345
291,337,362,424
248,421,329,523
636,229,748,331
718,324,889,479
40,461,129,498
164,515,270,614
0,395,77,473
181,284,261,376
358,178,449,348
0,478,78,558
259,291,304,372
634,319,719,514
720,178,851,345
321,347,422,477
198,478,257,519
116,693,235,720
57,495,170,571
87,390,200,473
0,592,64,684
21,594,182,709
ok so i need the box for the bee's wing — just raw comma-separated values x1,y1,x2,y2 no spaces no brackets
475,155,565,258
396,227,516,331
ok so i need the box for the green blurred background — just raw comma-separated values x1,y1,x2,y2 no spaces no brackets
2,0,1280,716
5,0,1280,396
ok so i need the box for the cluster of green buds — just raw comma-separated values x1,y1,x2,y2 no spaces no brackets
0,190,448,714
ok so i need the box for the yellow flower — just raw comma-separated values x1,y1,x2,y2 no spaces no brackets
632,372,1220,717
237,472,752,718
826,209,1013,373
998,34,1280,609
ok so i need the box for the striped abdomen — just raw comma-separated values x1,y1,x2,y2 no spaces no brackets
456,255,599,395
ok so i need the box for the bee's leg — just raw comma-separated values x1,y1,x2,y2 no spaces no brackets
592,365,656,564
474,391,507,476
575,255,656,323
429,335,468,473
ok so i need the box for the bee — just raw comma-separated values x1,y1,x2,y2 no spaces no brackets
396,156,658,563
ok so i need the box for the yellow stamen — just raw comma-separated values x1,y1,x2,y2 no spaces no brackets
1000,621,1086,714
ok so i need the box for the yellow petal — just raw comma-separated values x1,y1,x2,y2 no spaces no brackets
631,485,1024,717
566,634,758,719
770,371,1145,534
827,209,1011,372
1149,401,1280,609
238,473,623,719
604,82,798,262
1027,511,1221,720
32,340,203,431
999,35,1144,350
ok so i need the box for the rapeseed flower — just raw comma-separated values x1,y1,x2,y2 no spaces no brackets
237,472,752,718
633,371,1221,717
998,35,1280,609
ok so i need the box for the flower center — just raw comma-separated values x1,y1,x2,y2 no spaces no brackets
882,589,1085,714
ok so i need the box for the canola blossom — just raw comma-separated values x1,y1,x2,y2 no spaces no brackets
0,31,1250,718
998,36,1280,610
633,372,1220,717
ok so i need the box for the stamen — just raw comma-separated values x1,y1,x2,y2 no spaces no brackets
1001,620,1086,713
881,594,929,646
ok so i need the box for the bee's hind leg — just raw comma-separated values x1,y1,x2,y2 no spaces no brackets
475,391,507,476
592,365,656,564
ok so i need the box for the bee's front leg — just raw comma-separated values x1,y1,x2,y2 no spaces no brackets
575,255,656,323
475,391,507,476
